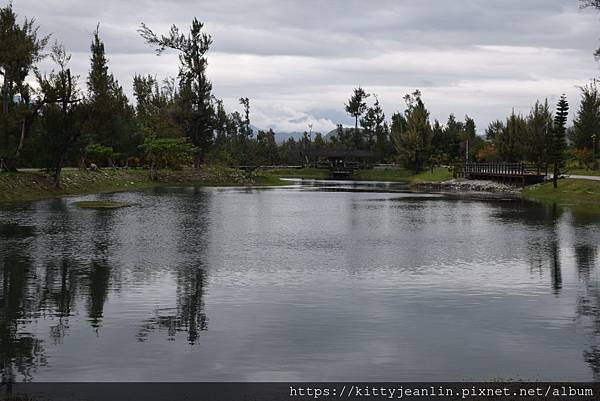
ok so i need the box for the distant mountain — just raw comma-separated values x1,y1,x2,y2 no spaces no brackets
247,127,331,144
273,132,305,144
324,127,365,142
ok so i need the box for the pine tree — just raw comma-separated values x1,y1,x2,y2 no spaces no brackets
37,43,83,187
571,81,600,149
494,111,526,162
86,25,135,159
139,18,214,162
391,91,432,172
360,94,385,158
345,87,369,148
550,95,569,189
0,3,49,171
525,99,553,167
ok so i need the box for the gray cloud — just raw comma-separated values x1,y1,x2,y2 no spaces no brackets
11,0,600,133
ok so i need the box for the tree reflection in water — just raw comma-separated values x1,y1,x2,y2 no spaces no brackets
137,267,208,345
0,247,46,382
574,237,600,379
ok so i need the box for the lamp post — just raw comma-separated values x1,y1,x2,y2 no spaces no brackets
593,133,597,171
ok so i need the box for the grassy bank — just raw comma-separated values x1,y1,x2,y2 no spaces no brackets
406,168,454,183
567,168,600,177
267,167,453,183
264,167,330,179
522,179,600,212
0,166,284,204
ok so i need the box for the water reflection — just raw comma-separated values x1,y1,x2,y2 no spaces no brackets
0,244,45,382
0,183,599,381
137,267,207,345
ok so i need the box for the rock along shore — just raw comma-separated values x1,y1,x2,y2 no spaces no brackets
413,178,522,194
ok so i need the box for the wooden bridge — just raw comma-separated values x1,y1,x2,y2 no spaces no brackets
456,163,548,186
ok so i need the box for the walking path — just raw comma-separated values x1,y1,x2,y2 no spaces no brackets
566,174,600,181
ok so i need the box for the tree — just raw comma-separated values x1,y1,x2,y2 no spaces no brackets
571,81,600,149
345,87,369,148
37,43,83,187
138,137,195,180
485,120,504,142
139,18,214,161
581,1,600,58
493,111,526,162
525,99,553,166
391,90,432,172
133,74,182,140
256,129,278,165
85,25,136,154
0,3,49,171
360,94,386,160
439,114,463,163
239,97,251,139
84,143,114,167
549,95,569,189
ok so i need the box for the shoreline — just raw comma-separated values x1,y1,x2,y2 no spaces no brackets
412,178,522,194
0,166,286,204
2,168,599,213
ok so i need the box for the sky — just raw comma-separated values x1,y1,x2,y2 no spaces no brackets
10,0,600,134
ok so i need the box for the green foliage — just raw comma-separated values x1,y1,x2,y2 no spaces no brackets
84,25,138,155
139,18,214,154
255,129,278,165
345,87,370,148
0,2,49,170
493,112,526,162
133,74,182,139
360,94,388,160
550,95,569,188
138,137,195,179
36,43,83,187
571,80,600,149
522,179,600,211
84,143,114,166
525,100,552,166
391,90,432,172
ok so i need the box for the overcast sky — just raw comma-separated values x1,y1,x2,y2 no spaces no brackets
11,0,600,133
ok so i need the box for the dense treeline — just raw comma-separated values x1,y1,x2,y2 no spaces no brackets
0,3,598,188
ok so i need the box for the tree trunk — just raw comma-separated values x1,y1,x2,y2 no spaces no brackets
53,162,63,188
15,120,26,158
553,162,558,189
150,158,158,181
194,152,202,169
0,156,18,172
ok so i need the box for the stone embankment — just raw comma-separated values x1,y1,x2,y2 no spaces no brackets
413,178,521,194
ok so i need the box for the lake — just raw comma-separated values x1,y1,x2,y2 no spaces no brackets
1,180,599,382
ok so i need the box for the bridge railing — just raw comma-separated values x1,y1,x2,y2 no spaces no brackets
457,163,547,177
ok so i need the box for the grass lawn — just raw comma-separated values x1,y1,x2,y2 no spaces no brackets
266,166,453,183
522,179,600,213
265,168,330,179
566,168,600,177
407,168,454,183
353,168,413,181
0,166,286,204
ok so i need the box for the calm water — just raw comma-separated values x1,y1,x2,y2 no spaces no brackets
1,180,600,382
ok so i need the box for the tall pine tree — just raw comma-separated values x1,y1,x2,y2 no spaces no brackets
0,3,49,171
550,95,569,189
571,81,600,150
85,25,136,162
345,87,369,149
139,18,215,164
